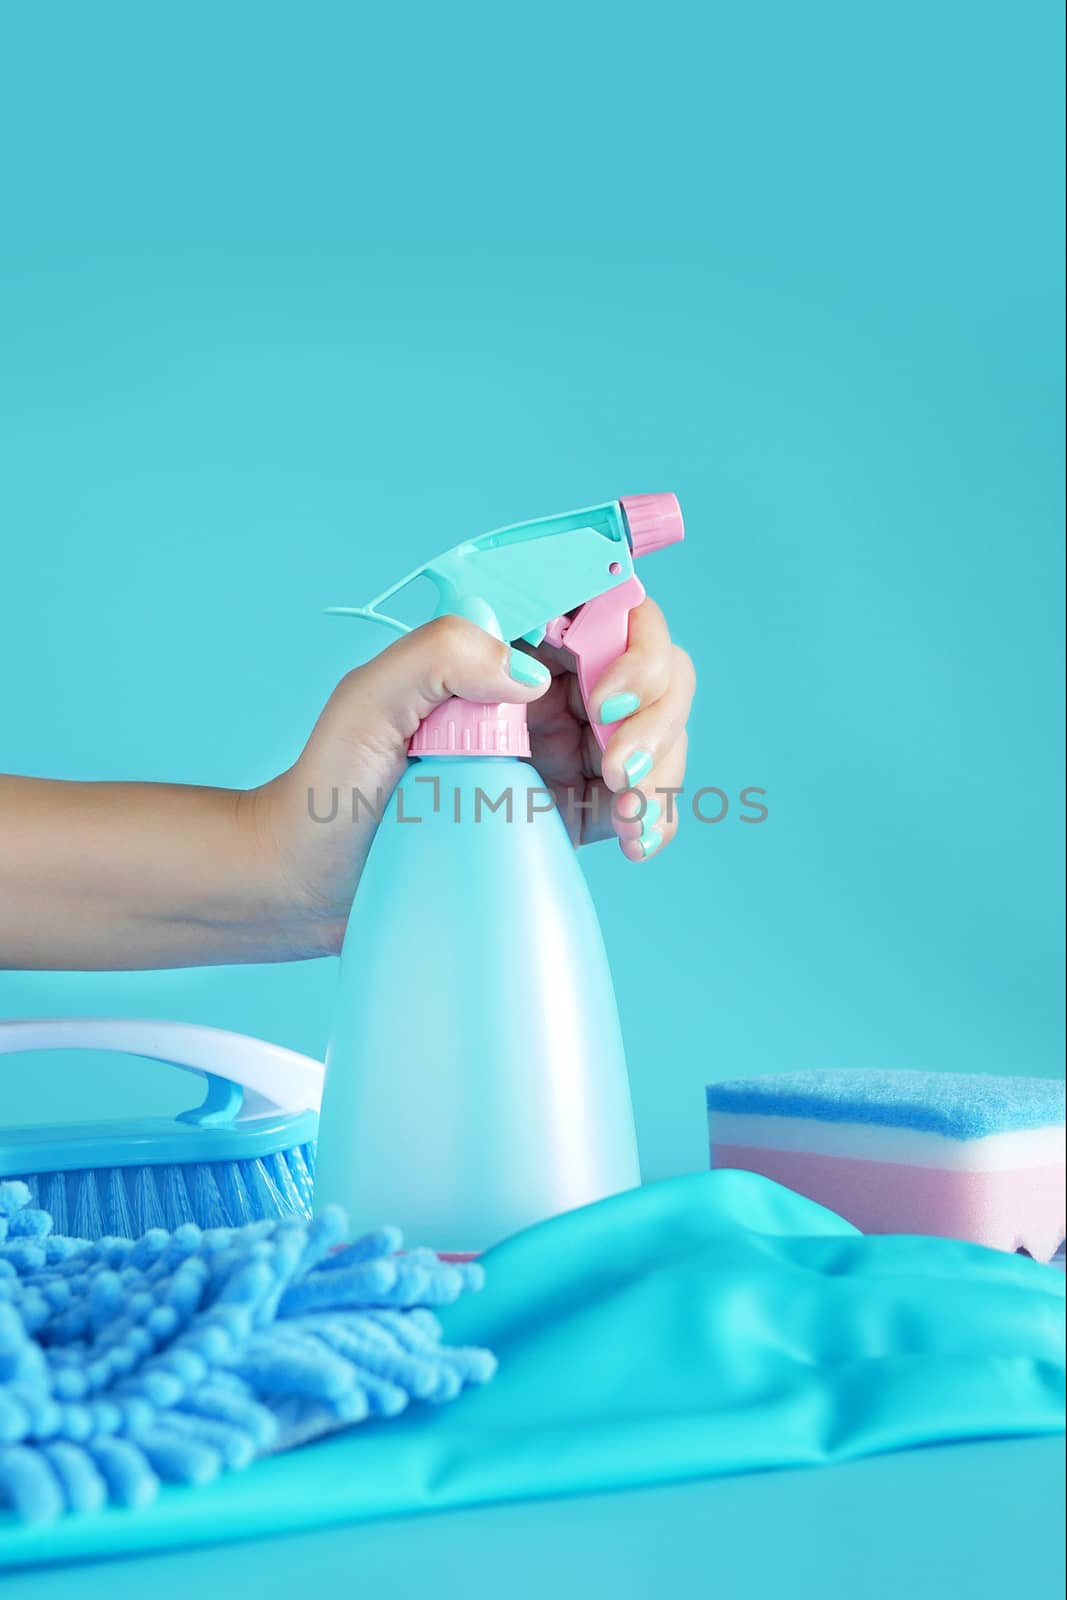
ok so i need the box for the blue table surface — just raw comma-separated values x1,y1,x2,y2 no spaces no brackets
3,1434,1063,1600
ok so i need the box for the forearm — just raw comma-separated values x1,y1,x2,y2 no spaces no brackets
0,775,331,970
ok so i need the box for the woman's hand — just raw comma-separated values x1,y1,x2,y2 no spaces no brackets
522,596,695,861
0,603,694,970
253,601,695,953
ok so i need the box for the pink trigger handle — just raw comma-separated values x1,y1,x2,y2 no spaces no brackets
545,575,646,751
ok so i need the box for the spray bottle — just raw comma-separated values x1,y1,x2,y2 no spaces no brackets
312,493,684,1251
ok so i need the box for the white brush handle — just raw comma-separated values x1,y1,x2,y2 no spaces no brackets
0,1018,323,1115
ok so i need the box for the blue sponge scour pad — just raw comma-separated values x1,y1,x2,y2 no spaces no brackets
705,1070,1066,1140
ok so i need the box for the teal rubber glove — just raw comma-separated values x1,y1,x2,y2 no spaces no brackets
4,1171,1061,1571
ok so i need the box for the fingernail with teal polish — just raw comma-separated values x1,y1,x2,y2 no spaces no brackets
639,828,662,859
509,649,550,688
599,691,640,724
641,797,662,829
624,749,653,787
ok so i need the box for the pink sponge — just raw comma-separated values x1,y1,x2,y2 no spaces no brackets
707,1070,1065,1262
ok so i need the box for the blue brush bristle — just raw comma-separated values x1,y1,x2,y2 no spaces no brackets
0,1179,494,1524
15,1145,318,1240
706,1069,1066,1139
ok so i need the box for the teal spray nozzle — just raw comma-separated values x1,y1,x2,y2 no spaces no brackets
328,493,683,753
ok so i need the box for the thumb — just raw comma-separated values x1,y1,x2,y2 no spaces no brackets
333,616,552,745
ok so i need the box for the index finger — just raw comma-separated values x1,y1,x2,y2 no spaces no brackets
587,596,674,726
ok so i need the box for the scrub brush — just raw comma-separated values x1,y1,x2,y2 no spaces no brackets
0,1180,495,1522
0,1020,322,1238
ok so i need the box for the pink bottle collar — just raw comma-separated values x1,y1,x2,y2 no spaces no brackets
409,698,531,758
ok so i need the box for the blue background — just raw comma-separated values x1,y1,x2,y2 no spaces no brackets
1,0,1063,1185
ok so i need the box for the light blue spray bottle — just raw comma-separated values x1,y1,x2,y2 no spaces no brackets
313,494,684,1251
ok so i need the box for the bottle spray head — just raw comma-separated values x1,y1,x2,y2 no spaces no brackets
328,493,684,755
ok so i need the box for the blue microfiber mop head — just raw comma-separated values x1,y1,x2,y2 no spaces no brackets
0,1180,496,1523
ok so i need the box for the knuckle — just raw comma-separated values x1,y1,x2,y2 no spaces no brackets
328,663,372,711
639,649,672,703
337,663,366,694
423,613,482,660
672,644,696,692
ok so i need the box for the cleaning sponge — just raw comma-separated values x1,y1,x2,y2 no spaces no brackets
707,1070,1065,1261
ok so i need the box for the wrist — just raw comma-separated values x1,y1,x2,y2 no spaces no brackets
236,781,347,959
